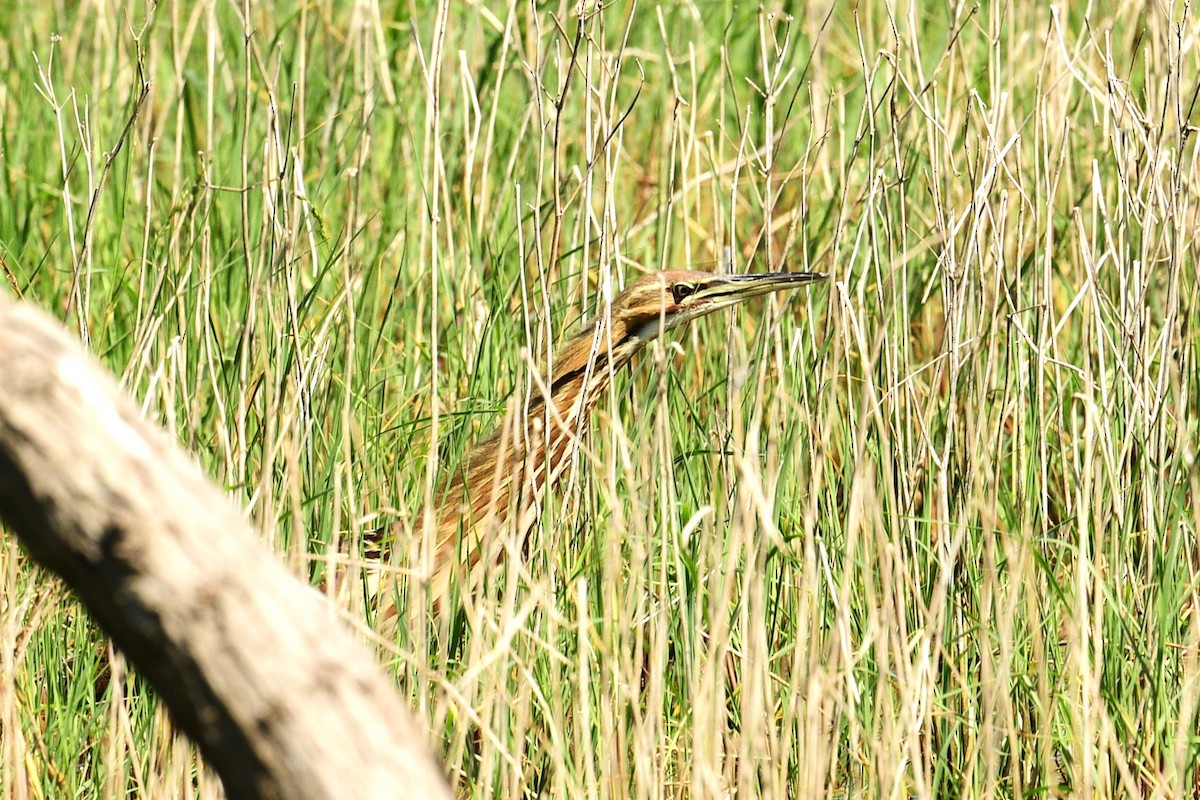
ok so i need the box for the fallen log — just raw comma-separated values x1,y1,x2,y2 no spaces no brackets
0,295,451,800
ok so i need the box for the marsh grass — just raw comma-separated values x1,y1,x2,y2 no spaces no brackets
2,0,1200,797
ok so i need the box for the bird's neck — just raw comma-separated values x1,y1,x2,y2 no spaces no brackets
543,313,638,404
427,311,641,572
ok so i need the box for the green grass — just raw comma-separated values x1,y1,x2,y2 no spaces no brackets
3,0,1200,797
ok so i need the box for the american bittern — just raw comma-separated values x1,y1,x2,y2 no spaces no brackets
374,269,823,619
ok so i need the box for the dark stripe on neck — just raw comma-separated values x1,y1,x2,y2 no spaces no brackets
548,347,614,398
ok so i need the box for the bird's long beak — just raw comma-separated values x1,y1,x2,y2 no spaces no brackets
712,270,825,295
689,271,826,313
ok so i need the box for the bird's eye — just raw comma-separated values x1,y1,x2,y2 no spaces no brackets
672,284,696,304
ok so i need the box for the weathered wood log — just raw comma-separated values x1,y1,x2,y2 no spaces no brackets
0,295,452,800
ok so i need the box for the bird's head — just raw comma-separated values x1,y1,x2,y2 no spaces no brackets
610,269,826,344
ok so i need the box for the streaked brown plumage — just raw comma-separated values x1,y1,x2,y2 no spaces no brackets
375,269,823,620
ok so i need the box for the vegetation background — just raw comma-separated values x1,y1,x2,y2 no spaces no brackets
1,0,1198,797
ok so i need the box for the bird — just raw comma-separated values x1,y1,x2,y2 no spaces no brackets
371,268,824,623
